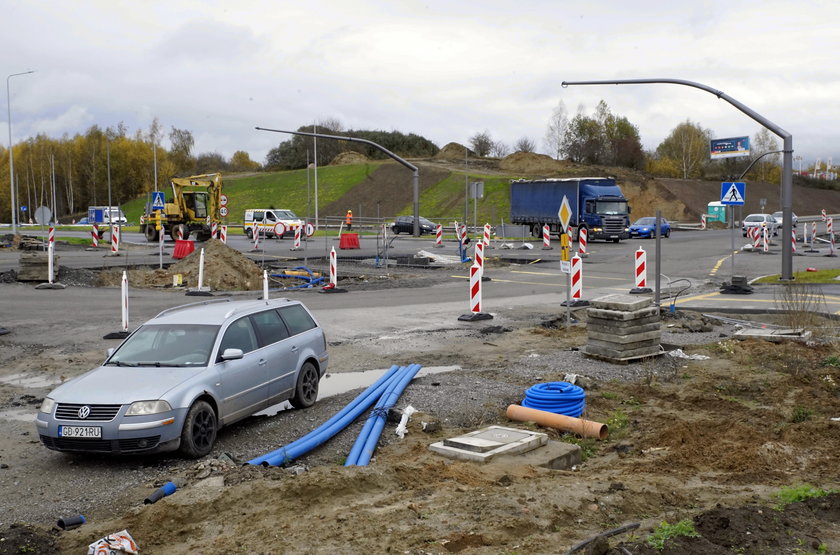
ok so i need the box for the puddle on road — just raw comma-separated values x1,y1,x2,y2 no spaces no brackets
256,365,460,417
0,372,63,389
0,407,36,422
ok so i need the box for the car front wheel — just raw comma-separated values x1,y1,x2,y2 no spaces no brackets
179,400,217,458
290,362,319,409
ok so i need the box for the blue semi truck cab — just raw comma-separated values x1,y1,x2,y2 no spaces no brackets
509,177,631,242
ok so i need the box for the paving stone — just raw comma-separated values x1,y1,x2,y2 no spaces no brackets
589,293,652,311
588,329,661,345
586,306,659,321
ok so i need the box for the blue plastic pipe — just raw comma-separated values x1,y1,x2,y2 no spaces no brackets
346,363,422,466
247,365,403,467
522,382,586,417
344,365,411,466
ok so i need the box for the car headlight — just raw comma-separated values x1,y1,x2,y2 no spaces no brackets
40,397,55,414
126,400,172,416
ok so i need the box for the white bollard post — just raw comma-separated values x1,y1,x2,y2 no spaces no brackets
263,270,269,300
48,242,54,284
121,271,129,332
198,248,206,289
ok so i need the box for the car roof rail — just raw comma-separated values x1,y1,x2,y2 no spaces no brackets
223,298,292,319
154,298,233,319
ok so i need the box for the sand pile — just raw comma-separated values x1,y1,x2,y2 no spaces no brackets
499,151,567,174
331,151,369,165
435,142,474,160
98,239,264,291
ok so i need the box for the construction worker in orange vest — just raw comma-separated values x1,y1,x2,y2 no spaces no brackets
345,209,353,230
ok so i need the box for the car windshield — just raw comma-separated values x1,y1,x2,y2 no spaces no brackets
745,215,764,223
419,217,435,226
634,218,655,225
277,210,298,219
596,201,629,215
107,324,220,367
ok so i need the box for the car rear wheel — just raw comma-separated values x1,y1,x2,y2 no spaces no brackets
290,362,319,409
179,400,217,458
391,226,399,235
664,229,670,238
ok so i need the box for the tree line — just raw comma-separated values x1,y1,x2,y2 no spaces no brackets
264,120,440,170
0,119,260,222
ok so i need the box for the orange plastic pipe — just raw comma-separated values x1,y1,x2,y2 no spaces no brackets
506,404,608,440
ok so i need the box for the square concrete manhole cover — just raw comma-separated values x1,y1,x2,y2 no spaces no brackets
429,425,547,463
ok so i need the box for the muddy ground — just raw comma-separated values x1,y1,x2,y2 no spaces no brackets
0,261,839,553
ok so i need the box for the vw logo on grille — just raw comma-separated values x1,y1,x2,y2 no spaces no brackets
77,406,91,419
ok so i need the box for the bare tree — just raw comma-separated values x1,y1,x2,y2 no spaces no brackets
469,131,493,157
514,136,536,153
543,100,568,159
491,140,510,158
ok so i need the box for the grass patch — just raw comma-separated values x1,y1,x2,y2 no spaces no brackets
647,519,700,550
774,484,835,509
790,406,813,423
417,171,513,225
755,268,840,284
560,436,596,461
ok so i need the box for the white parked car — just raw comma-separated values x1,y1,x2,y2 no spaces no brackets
742,214,779,237
772,211,798,227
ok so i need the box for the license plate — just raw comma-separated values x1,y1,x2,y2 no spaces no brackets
610,235,618,239
59,426,102,438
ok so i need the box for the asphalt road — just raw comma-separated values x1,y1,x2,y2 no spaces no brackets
4,226,840,315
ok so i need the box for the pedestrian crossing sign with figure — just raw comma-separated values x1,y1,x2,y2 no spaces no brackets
720,182,746,205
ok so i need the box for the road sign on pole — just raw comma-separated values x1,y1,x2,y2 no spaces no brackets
151,191,165,210
721,182,746,205
558,195,572,231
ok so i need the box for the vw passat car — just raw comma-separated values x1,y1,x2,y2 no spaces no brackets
390,215,437,235
36,298,329,457
629,217,671,238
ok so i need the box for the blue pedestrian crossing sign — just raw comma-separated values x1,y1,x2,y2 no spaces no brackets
151,191,165,210
720,182,746,205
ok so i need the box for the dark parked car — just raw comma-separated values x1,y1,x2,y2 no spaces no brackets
36,298,329,457
390,216,437,235
629,217,671,238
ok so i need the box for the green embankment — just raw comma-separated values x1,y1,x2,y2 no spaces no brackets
120,163,516,228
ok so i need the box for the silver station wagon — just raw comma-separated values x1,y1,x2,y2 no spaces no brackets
36,298,329,457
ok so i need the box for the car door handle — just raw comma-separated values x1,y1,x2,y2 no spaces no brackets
258,359,267,366
290,346,298,352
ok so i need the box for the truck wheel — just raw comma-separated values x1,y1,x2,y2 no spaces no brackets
144,226,159,242
531,224,542,238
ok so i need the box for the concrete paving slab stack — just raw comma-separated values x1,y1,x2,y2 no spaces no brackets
582,293,661,362
17,252,58,282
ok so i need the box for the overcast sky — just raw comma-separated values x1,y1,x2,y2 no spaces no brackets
2,0,838,170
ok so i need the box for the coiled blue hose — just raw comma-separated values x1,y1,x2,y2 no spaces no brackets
522,382,586,417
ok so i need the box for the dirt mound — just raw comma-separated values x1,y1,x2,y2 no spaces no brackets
98,239,264,291
435,142,474,160
499,151,568,175
330,151,369,165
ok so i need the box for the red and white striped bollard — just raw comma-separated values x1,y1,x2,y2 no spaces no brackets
111,226,120,254
483,223,491,247
700,214,707,230
829,217,836,255
791,228,797,254
469,262,482,313
435,224,443,248
474,241,484,275
293,225,301,249
630,246,650,293
48,225,55,246
579,227,588,257
751,227,760,250
220,225,227,244
330,246,337,286
571,253,583,300
211,221,218,240
91,224,99,248
541,225,551,249
812,222,817,248
252,223,259,249
762,227,769,253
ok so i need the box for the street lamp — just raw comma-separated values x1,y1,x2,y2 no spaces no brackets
561,78,794,282
7,70,35,234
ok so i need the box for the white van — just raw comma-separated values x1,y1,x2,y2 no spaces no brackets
244,208,302,239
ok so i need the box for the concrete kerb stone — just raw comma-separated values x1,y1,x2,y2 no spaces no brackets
587,329,661,345
588,293,652,312
586,321,661,335
586,314,661,328
583,343,662,359
586,306,659,321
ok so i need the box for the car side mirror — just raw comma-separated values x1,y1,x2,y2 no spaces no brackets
220,348,244,361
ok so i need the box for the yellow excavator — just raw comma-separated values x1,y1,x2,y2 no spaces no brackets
141,173,223,242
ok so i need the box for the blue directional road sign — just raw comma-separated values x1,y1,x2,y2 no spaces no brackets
720,182,746,205
151,191,165,210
